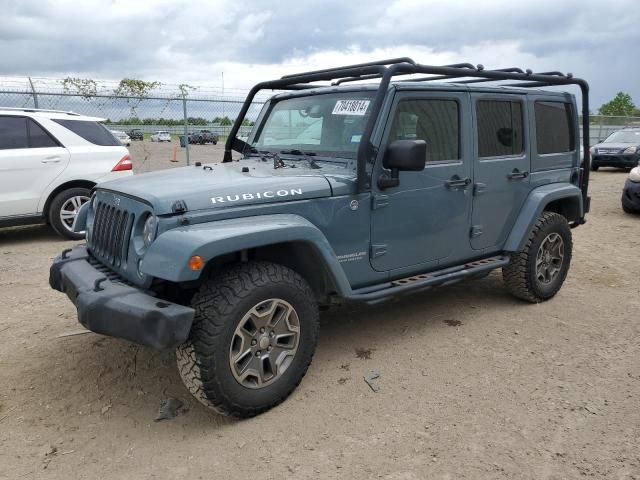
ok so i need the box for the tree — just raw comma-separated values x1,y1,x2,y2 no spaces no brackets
213,116,233,126
598,92,636,117
61,77,98,98
113,78,160,98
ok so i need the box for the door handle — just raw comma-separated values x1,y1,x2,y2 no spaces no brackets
41,156,61,164
446,175,472,189
508,169,529,180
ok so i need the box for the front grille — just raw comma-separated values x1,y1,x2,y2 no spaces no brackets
597,148,620,155
90,200,134,268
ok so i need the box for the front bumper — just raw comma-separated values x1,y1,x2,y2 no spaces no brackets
592,154,639,168
622,179,640,212
49,245,194,349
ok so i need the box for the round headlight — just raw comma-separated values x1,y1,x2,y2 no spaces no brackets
142,215,157,247
629,166,640,183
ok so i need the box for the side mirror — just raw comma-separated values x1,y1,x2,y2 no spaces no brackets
379,140,427,189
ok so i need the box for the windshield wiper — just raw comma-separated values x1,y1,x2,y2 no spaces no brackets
280,149,321,169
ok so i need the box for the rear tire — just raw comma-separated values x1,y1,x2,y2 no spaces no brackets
591,164,599,171
48,187,91,240
176,261,319,418
502,212,572,303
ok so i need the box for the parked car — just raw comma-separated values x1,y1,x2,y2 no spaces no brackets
50,58,590,417
127,128,144,141
0,108,132,239
151,131,171,142
110,129,131,147
188,130,219,145
621,164,640,213
590,127,640,171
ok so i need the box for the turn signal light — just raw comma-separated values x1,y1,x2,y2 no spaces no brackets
112,155,132,171
188,255,205,271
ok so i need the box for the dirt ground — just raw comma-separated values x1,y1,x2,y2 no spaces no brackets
0,141,639,479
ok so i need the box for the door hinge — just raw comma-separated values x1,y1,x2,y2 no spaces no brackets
473,183,487,196
470,225,483,238
371,244,388,258
371,195,390,210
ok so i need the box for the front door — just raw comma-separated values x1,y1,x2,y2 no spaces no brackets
469,95,531,251
370,90,473,272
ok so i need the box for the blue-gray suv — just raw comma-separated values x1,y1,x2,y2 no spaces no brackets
49,59,592,417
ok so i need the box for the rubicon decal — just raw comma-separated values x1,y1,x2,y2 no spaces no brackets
211,188,303,204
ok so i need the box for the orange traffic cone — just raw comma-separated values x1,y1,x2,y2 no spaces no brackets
171,145,178,163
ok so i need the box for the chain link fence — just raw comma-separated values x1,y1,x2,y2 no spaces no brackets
0,76,268,141
1,76,640,147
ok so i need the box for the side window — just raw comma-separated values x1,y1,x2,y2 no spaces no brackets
477,100,524,157
389,99,460,162
28,119,59,148
52,119,121,146
0,117,28,150
535,101,575,154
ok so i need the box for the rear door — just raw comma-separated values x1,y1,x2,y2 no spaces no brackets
470,95,531,251
0,116,69,217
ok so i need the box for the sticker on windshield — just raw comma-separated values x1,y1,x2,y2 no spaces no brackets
332,100,370,116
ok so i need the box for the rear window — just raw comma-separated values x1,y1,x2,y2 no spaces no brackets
53,119,120,146
0,117,28,149
535,101,575,154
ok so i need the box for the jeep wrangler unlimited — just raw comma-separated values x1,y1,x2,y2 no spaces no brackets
50,58,591,417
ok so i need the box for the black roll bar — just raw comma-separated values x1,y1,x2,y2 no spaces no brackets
224,58,590,215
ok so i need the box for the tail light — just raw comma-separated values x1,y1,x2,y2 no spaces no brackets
112,154,132,172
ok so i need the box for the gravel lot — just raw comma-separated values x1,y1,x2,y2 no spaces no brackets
0,141,638,479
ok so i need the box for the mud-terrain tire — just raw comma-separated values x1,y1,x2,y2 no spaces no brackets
176,261,319,418
48,187,91,240
502,212,572,303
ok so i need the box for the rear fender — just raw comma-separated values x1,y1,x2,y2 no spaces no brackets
504,184,583,252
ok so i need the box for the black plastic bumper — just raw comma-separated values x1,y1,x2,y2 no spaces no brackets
592,155,639,168
49,245,194,349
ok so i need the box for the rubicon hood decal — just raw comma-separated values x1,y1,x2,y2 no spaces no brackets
211,188,303,204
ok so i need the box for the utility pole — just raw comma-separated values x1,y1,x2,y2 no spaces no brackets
221,72,225,138
28,77,39,108
180,85,190,166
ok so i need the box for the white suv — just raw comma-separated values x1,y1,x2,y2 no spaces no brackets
0,108,132,239
150,131,171,142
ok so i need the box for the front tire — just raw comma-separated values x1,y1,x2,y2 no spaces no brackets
48,187,91,240
176,261,319,418
502,212,572,303
591,164,599,171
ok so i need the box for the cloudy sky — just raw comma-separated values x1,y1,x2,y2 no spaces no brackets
1,0,638,107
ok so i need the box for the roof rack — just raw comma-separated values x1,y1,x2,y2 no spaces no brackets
0,107,81,116
225,57,590,210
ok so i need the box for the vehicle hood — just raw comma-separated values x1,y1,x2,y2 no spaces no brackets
594,142,639,150
97,159,337,215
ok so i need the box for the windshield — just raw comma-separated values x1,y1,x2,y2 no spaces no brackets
603,130,640,143
251,92,376,160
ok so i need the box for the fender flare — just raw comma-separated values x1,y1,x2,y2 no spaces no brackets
141,213,352,294
503,184,583,252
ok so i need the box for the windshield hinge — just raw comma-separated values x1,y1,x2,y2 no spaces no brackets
171,200,188,213
371,194,389,210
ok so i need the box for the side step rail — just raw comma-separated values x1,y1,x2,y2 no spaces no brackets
347,255,510,303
